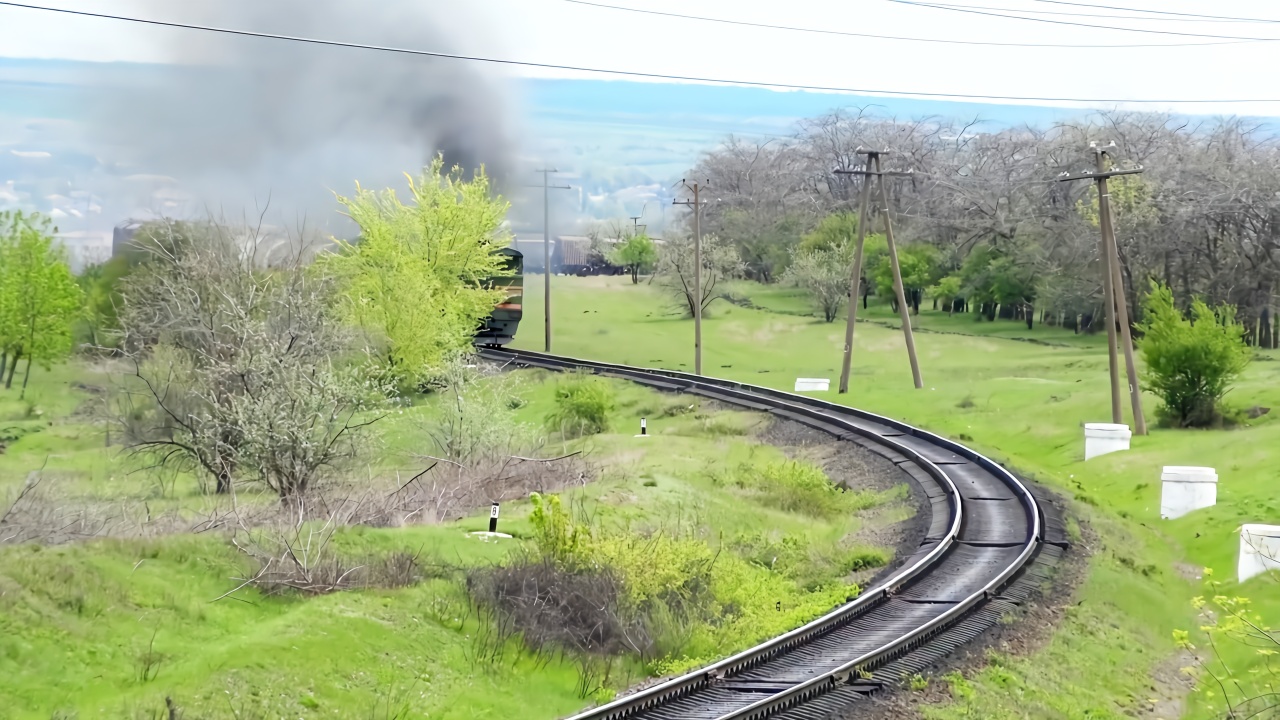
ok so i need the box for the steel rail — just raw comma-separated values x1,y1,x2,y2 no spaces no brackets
479,348,1042,720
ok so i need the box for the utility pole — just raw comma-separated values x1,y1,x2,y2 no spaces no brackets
629,203,648,235
674,180,708,375
1057,143,1148,435
833,158,874,395
534,168,571,353
834,150,923,391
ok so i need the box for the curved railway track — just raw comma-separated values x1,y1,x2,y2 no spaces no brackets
479,347,1069,720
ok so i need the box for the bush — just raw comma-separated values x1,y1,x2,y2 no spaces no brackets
545,372,616,437
720,459,880,518
1138,282,1251,428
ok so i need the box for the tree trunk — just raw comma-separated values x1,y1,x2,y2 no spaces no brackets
216,470,232,495
1273,306,1279,350
0,351,6,386
19,357,34,400
861,288,869,310
1025,304,1034,331
3,348,20,389
932,297,939,311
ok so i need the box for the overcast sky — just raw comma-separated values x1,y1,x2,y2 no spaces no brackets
2,0,1279,116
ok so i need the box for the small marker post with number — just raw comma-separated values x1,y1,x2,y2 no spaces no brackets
489,502,500,533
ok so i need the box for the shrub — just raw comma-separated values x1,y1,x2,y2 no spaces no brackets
1138,282,1251,428
730,460,880,518
545,372,616,437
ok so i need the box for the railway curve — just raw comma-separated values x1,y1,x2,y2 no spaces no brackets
479,347,1069,720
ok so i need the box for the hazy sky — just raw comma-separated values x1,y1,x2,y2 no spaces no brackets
2,0,1279,116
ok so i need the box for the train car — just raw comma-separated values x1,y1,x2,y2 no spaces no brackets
475,246,523,347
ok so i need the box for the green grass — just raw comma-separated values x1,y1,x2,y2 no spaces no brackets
0,360,906,718
517,274,1280,719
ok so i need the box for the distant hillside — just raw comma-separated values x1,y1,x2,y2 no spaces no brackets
0,56,1224,241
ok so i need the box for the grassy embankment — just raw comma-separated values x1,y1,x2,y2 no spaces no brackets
519,273,1280,719
0,363,907,718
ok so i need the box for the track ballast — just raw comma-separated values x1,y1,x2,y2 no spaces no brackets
480,348,1068,720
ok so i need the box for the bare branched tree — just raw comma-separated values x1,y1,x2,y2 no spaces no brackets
110,218,390,498
655,233,742,318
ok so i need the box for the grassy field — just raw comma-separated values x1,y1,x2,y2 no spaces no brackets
519,273,1280,719
0,363,909,718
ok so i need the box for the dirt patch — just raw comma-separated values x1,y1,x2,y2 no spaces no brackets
1142,650,1198,720
1174,561,1206,582
845,486,1094,720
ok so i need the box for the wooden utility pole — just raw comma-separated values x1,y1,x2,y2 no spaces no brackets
834,150,923,391
674,180,708,375
873,153,924,389
535,169,571,353
834,158,874,395
1057,143,1148,435
629,203,648,235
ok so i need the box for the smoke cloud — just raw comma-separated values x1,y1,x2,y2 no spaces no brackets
84,0,519,233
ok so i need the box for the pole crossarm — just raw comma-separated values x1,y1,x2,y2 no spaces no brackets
1056,167,1145,183
834,169,916,178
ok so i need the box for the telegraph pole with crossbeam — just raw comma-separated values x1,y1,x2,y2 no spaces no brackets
673,180,708,375
834,150,923,391
533,169,571,353
1057,143,1147,435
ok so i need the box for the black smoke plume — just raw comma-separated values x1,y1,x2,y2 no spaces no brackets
84,0,518,231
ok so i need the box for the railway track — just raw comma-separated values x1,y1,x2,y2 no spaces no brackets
479,347,1069,720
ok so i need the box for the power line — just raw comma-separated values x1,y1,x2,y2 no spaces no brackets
562,0,1250,47
888,0,1280,40
923,2,1257,23
4,1,1280,104
1028,0,1280,24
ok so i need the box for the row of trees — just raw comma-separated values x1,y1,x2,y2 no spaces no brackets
683,110,1280,343
0,211,83,398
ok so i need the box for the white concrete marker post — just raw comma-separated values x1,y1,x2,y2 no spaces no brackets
635,417,650,438
1084,422,1131,461
1239,524,1280,583
1160,466,1218,520
795,378,830,392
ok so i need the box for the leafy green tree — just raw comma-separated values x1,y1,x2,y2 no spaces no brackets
1138,281,1251,427
869,244,938,314
610,233,658,284
932,275,964,314
323,157,509,389
0,211,83,398
719,208,804,283
954,245,1037,322
797,212,860,255
76,255,132,347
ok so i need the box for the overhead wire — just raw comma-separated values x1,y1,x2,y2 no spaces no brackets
1027,0,1280,24
561,0,1250,47
4,1,1280,104
921,2,1258,23
888,0,1280,40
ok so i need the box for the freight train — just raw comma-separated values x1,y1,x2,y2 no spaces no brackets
510,235,627,276
475,246,523,347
